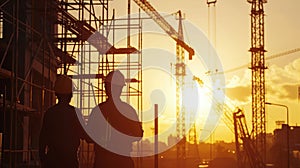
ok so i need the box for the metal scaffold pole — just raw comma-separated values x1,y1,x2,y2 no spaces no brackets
0,0,143,167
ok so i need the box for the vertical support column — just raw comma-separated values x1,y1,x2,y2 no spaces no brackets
175,10,186,168
154,104,158,168
126,0,131,103
248,0,267,165
1,86,6,167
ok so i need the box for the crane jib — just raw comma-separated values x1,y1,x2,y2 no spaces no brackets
134,0,195,60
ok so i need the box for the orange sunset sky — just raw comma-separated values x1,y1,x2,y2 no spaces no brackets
74,0,300,143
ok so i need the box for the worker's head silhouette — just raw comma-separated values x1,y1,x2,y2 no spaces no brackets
54,75,74,103
104,70,126,100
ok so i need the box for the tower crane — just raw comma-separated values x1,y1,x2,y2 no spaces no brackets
175,10,187,168
133,1,195,167
248,0,267,165
133,0,194,60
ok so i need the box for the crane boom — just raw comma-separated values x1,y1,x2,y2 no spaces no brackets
133,0,195,59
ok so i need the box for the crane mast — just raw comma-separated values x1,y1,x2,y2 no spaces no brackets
175,10,186,168
133,1,195,167
248,0,267,165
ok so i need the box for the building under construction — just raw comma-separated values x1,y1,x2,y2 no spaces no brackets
0,0,142,167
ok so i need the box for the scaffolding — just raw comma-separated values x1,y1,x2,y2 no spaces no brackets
0,0,58,167
54,0,142,114
0,0,143,167
53,0,143,167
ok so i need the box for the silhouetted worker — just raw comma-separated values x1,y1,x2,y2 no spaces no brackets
87,70,143,168
39,75,90,168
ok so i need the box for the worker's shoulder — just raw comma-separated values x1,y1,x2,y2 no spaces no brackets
43,105,59,119
117,102,139,120
45,104,58,114
102,100,135,111
119,101,135,112
45,104,76,115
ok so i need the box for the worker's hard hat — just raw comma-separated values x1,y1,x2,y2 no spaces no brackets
54,75,74,94
104,70,126,86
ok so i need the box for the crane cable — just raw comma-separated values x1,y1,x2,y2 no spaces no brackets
218,48,300,74
193,76,238,133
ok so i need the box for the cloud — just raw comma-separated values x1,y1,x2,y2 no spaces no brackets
266,57,300,100
281,84,299,100
267,84,299,100
225,57,300,103
224,70,252,102
267,58,300,83
225,85,250,102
